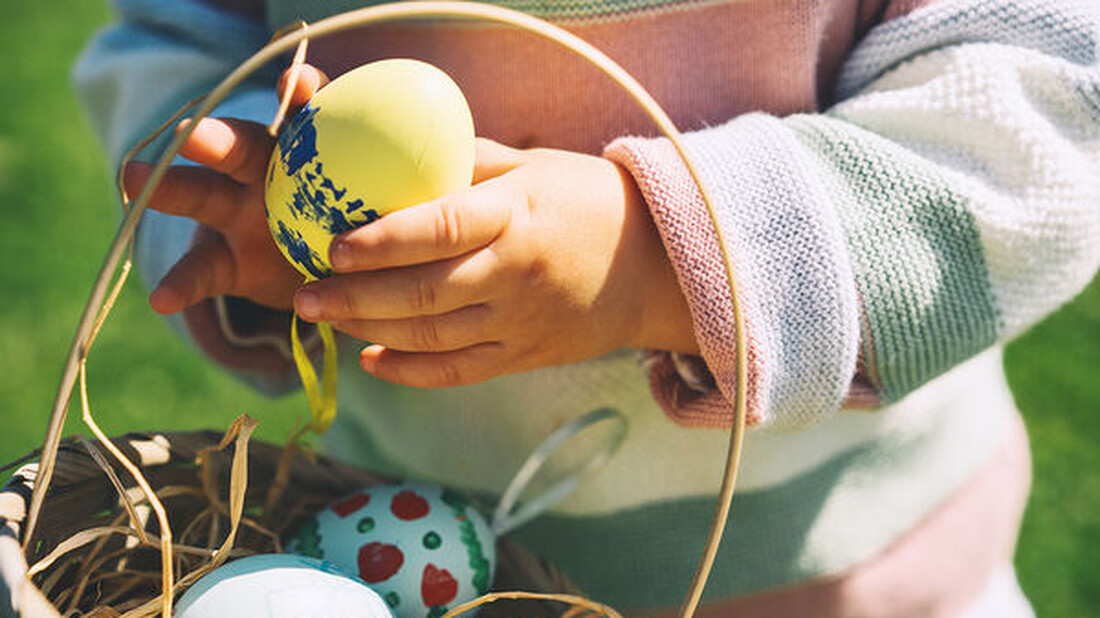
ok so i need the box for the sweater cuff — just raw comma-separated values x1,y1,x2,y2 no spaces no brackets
606,114,862,429
606,138,762,428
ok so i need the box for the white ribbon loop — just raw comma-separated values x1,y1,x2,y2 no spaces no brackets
491,407,627,537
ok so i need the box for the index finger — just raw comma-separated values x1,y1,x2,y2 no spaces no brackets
328,179,516,273
177,117,274,185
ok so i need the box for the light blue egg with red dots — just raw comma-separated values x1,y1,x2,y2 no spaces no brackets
286,482,495,618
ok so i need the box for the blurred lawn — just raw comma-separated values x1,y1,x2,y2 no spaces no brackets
1,2,1097,615
0,3,305,466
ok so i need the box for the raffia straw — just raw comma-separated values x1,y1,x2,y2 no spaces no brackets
443,591,623,618
113,94,208,218
72,451,146,582
177,508,214,553
89,571,156,609
28,526,229,580
36,552,76,600
38,529,237,605
29,5,748,617
117,504,151,570
561,607,605,618
193,415,275,552
61,437,147,617
77,365,174,618
74,436,150,547
30,418,260,615
119,415,258,618
205,509,222,557
65,525,173,617
261,419,311,530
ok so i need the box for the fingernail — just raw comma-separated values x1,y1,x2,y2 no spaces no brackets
329,239,351,271
296,289,320,320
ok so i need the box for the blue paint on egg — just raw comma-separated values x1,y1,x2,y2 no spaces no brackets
285,158,371,237
273,219,326,279
325,204,354,236
289,183,313,219
268,98,391,278
321,176,347,202
278,103,320,176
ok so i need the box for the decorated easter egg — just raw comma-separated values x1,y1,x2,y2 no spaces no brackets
286,482,496,618
175,553,393,618
265,58,476,278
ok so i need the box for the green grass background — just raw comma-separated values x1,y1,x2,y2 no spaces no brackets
2,2,1097,614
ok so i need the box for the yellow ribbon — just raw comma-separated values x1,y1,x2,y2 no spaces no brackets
291,308,338,434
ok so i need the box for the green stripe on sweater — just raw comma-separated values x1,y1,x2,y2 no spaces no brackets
510,446,866,608
506,359,1013,610
787,117,1001,402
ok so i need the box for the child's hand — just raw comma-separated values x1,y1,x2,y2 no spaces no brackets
121,67,331,313
295,138,699,388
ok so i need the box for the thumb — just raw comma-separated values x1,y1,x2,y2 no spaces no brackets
472,137,527,184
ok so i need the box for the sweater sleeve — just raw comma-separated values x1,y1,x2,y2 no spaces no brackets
606,0,1100,429
73,0,305,394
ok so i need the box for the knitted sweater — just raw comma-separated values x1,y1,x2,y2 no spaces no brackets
74,0,1100,610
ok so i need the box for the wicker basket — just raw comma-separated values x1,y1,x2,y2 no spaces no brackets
0,429,582,617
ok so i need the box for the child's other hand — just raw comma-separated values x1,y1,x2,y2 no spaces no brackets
295,139,699,388
122,66,331,314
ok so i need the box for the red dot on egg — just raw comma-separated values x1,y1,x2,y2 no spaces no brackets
421,563,459,607
391,490,430,521
358,542,404,583
331,492,371,518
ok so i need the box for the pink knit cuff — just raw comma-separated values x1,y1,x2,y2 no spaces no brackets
606,138,763,428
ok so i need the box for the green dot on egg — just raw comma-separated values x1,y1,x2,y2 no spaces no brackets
423,531,442,550
357,516,375,533
385,591,401,608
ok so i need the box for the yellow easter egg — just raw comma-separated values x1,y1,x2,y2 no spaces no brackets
265,58,476,278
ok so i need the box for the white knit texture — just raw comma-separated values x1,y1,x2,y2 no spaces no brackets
834,0,1100,340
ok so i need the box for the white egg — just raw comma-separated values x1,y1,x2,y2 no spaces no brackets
174,554,393,618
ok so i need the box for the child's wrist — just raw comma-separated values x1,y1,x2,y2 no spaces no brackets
612,161,698,354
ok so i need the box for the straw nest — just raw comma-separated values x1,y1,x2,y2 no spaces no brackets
0,421,612,617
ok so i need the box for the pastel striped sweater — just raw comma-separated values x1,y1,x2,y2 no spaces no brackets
74,0,1100,610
